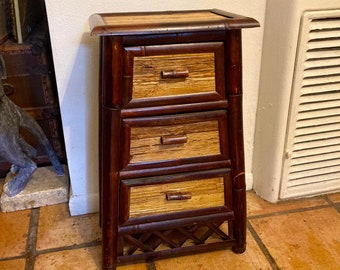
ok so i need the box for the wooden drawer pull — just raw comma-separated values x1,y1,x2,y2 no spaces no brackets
166,192,192,201
161,69,189,79
161,134,188,145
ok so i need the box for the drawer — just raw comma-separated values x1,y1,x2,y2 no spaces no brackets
120,170,232,224
122,42,225,108
133,52,214,98
121,111,229,173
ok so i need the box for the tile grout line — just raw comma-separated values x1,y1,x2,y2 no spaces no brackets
322,195,340,213
146,260,157,270
0,255,25,262
247,220,280,270
24,208,40,270
36,240,102,256
247,204,331,220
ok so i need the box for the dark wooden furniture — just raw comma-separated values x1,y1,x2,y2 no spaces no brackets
0,23,66,176
90,9,259,270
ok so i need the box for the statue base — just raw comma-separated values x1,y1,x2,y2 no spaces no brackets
0,165,69,212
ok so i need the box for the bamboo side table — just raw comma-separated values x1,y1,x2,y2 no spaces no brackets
90,9,259,270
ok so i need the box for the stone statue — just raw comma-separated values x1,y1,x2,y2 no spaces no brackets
0,54,64,197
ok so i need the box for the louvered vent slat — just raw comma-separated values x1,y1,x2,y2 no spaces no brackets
309,29,340,40
300,82,340,95
296,114,340,128
294,143,340,158
310,19,340,30
304,66,340,77
300,91,340,103
281,10,340,199
299,99,340,111
306,49,340,59
307,39,340,50
292,137,340,151
291,149,340,163
297,107,340,120
304,58,340,69
295,122,340,136
289,164,340,180
288,172,340,187
290,158,340,172
302,74,340,86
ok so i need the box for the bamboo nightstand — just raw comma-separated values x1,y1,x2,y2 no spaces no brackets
89,9,259,270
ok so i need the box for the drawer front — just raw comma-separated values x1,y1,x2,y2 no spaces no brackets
121,111,229,170
121,175,227,223
122,42,225,108
133,52,215,98
130,119,219,163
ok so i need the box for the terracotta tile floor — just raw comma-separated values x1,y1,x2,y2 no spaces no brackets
0,188,339,270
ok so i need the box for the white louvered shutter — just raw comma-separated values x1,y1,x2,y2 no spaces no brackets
281,9,340,199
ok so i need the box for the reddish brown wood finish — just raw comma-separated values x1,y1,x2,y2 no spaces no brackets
91,9,259,270
224,30,247,252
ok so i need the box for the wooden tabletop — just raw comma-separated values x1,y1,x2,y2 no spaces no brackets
89,9,259,36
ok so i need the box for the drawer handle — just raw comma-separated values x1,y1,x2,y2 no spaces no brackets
161,134,188,145
166,192,192,201
161,69,189,79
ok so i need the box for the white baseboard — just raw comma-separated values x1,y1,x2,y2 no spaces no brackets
68,191,99,216
246,172,253,190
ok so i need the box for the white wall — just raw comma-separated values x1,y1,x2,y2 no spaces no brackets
44,0,266,215
253,0,340,202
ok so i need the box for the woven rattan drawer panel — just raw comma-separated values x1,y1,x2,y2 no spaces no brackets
122,42,225,108
132,52,215,98
125,177,224,218
121,110,229,172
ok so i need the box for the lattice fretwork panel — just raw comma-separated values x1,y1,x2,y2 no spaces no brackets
118,221,232,257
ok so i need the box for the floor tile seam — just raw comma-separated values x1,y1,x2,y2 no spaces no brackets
247,204,331,220
246,220,280,270
35,240,102,256
24,208,40,270
322,194,339,208
0,255,26,262
335,203,340,214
